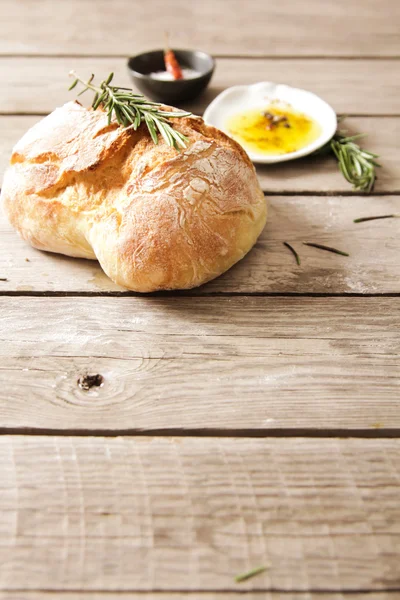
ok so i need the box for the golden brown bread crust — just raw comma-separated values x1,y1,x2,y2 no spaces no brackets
2,101,267,291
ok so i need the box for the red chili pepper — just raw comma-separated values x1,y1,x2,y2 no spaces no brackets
164,48,183,80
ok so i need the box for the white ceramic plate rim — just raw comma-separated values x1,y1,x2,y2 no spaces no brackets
203,82,337,164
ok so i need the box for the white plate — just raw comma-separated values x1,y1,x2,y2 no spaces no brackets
203,82,337,164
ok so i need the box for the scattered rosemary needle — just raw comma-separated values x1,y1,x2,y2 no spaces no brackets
354,214,399,223
313,119,380,193
283,241,301,265
235,565,268,583
68,71,191,150
303,242,349,257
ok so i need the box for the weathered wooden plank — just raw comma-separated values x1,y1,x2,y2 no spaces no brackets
1,116,398,194
1,57,400,116
0,195,399,294
2,0,399,57
0,436,399,591
0,296,398,431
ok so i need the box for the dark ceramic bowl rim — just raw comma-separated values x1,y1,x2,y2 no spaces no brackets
127,49,215,82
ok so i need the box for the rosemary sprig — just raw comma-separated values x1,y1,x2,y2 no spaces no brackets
69,71,191,150
235,566,268,583
354,214,399,223
283,241,301,265
303,242,349,257
314,120,380,193
331,133,380,193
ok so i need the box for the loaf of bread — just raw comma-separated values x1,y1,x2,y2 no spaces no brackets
2,102,267,291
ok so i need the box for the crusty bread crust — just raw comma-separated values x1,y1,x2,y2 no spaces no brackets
2,101,267,291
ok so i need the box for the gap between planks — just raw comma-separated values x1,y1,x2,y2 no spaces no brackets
1,428,400,439
1,592,399,597
3,53,400,59
1,292,400,298
2,189,400,198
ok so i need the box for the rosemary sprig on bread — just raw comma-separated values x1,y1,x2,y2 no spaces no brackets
69,71,191,150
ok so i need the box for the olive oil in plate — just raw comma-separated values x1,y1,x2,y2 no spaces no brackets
226,105,322,156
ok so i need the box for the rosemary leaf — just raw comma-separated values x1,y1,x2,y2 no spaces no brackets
303,242,349,257
92,92,100,109
235,566,268,583
120,104,134,124
283,241,301,265
153,116,175,147
122,104,138,121
68,78,78,91
161,110,192,118
167,125,189,149
145,114,159,145
113,105,124,126
69,71,190,150
339,133,366,143
134,109,141,130
354,214,399,223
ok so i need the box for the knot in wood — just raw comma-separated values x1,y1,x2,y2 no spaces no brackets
78,373,104,391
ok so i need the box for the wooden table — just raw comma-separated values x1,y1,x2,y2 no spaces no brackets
1,1,400,597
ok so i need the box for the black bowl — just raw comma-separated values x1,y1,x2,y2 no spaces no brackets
127,49,215,104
